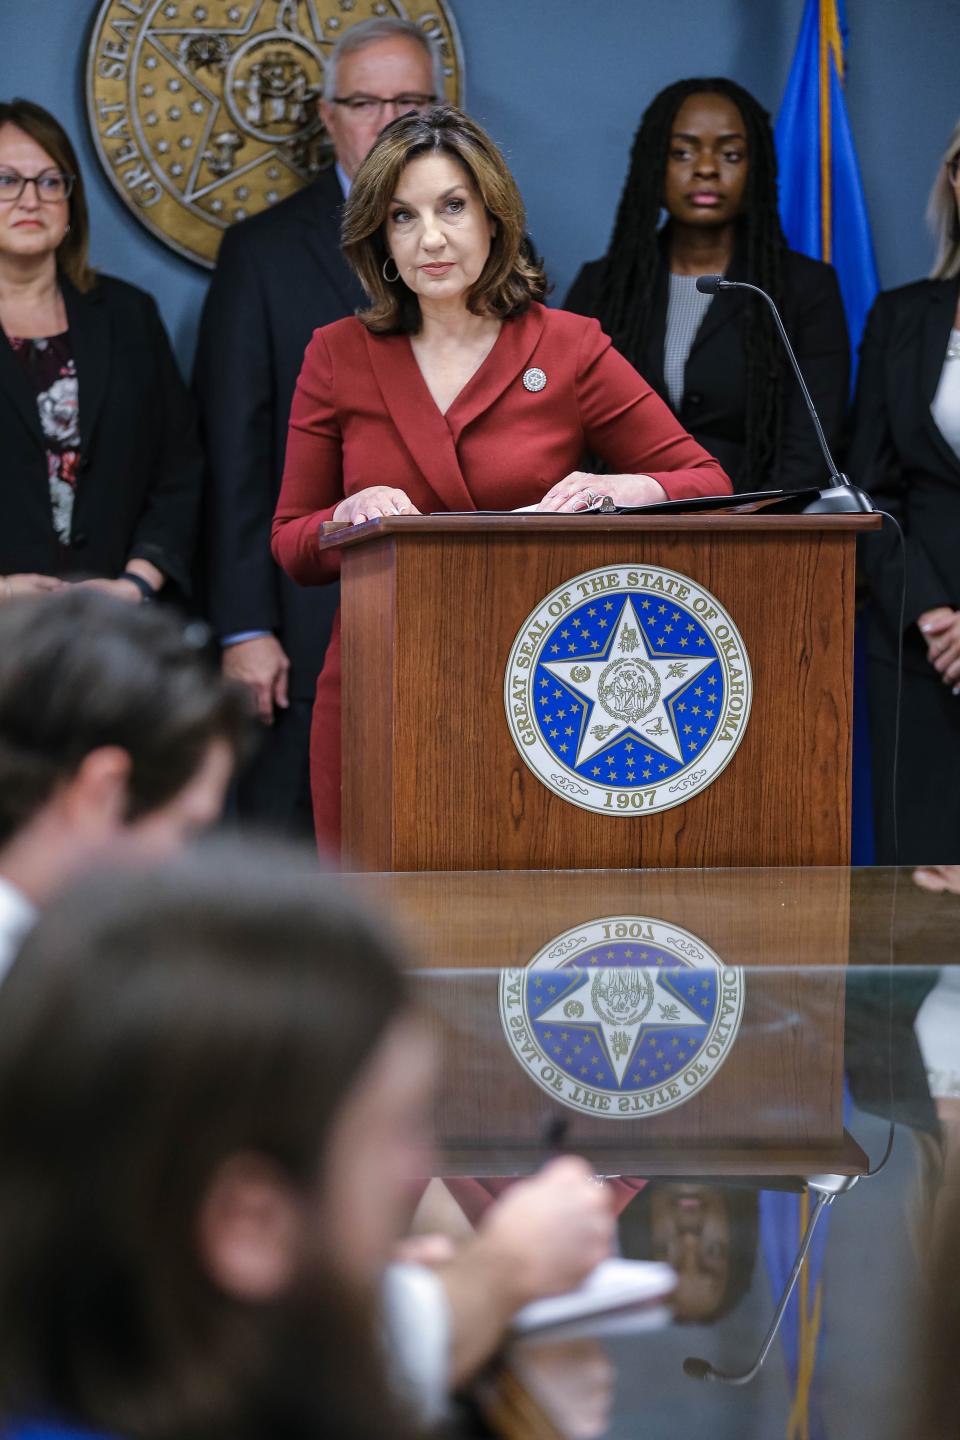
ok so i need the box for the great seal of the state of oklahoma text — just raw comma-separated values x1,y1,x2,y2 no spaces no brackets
86,0,464,267
499,915,744,1119
503,564,752,817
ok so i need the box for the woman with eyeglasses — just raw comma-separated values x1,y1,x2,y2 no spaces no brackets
0,99,200,606
849,120,960,864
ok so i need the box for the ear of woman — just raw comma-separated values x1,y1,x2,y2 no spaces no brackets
197,1152,305,1302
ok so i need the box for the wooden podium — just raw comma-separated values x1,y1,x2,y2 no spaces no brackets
319,512,878,871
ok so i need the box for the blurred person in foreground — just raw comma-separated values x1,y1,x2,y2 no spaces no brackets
0,99,201,607
0,842,615,1440
0,589,249,978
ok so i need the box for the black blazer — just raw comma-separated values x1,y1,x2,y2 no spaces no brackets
564,245,849,493
194,168,366,700
0,275,200,592
848,276,960,669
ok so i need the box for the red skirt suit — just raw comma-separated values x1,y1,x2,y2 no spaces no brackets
271,302,732,853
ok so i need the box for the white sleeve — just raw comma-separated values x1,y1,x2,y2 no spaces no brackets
381,1262,452,1424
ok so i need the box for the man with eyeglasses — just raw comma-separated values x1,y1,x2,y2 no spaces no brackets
195,16,440,839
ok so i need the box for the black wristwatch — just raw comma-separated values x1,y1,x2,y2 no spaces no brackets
120,570,157,604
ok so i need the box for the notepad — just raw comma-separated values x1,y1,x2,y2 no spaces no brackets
511,1258,676,1337
431,498,613,515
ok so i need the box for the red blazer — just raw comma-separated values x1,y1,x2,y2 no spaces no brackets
271,302,731,584
271,303,732,852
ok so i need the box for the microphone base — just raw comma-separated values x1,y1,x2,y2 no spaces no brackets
802,483,875,515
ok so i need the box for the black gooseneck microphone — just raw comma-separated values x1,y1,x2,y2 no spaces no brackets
695,275,874,514
682,1172,859,1386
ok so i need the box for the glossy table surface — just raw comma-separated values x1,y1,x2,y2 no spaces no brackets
346,866,960,1438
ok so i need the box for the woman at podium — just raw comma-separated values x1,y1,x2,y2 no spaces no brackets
271,105,731,851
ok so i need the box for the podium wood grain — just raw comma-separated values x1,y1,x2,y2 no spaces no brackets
325,514,879,870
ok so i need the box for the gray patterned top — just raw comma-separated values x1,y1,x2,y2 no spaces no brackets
663,274,714,410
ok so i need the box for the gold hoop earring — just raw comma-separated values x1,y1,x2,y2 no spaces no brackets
382,256,400,283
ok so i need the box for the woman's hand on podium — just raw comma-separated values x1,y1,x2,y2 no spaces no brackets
537,472,667,512
332,487,421,525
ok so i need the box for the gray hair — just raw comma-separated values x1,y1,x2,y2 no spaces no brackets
325,16,445,102
928,116,960,281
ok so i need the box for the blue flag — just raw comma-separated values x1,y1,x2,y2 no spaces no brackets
776,0,878,865
775,0,879,361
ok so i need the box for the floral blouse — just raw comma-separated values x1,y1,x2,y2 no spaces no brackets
10,332,80,544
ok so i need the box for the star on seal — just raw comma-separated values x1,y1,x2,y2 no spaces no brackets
498,915,745,1118
522,367,547,392
534,963,710,1087
503,564,752,817
542,595,712,766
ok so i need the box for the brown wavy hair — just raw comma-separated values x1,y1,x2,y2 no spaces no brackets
0,841,417,1440
0,97,95,293
341,104,546,334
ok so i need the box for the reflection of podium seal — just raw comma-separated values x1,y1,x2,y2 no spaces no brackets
499,917,744,1118
503,565,752,816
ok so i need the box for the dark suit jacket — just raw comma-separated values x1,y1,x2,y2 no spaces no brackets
0,275,200,591
564,246,849,493
194,168,366,700
848,276,960,670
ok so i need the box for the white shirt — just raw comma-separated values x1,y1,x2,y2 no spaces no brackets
0,875,36,986
930,328,960,459
382,1262,451,1423
915,968,960,1099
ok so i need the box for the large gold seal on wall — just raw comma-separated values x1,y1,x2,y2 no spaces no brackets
85,0,464,268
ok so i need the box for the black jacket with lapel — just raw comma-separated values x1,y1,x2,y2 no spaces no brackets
564,244,850,493
194,168,366,698
0,274,201,591
849,276,960,668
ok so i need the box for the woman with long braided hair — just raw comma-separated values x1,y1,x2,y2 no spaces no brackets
565,78,849,492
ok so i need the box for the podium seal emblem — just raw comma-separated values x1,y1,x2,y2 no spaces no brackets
85,0,464,268
499,916,744,1118
503,564,752,816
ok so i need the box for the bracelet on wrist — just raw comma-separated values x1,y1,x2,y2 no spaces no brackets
120,570,157,604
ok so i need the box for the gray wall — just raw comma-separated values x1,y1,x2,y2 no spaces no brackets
1,0,957,370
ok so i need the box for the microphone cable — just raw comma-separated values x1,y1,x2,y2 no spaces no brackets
857,512,909,1175
859,509,906,1179
680,492,908,1393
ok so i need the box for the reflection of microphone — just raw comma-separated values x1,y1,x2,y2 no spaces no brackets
695,275,874,515
682,1174,858,1386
